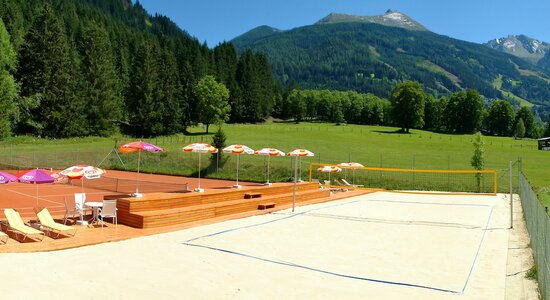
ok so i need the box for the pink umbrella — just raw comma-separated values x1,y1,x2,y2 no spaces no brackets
183,143,218,192
0,171,17,184
17,169,55,206
118,141,164,196
223,144,254,188
254,148,285,186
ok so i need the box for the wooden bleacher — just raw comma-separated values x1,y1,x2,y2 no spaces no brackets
113,182,330,228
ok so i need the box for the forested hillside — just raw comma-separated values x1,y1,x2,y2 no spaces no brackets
0,0,278,138
232,21,550,114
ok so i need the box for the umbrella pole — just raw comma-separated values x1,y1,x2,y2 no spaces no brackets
198,153,201,190
136,149,141,194
267,156,271,184
292,156,298,212
35,181,38,207
236,154,240,187
81,178,84,193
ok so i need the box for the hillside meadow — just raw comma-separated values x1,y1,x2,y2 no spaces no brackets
0,122,548,207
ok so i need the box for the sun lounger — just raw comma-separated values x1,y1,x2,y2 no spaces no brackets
0,230,7,244
36,208,77,238
338,178,364,188
3,208,44,242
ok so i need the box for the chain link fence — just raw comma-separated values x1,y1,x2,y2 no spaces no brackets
520,170,550,300
0,147,517,192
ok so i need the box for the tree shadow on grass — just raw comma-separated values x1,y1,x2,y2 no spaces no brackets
372,129,412,134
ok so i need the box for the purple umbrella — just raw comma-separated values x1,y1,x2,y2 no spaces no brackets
0,171,17,184
17,169,55,206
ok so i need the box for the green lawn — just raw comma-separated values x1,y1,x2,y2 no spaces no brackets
0,123,548,208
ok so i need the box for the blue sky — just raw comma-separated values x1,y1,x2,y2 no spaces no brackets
138,0,550,47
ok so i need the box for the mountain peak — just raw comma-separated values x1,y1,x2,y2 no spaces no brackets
316,9,427,31
485,34,550,64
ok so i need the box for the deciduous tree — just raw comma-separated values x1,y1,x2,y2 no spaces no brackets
390,81,425,133
193,75,230,133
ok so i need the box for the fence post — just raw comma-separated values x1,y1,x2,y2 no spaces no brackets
510,160,513,229
447,156,451,191
412,155,416,189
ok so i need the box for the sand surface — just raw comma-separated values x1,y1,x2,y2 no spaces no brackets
0,192,537,299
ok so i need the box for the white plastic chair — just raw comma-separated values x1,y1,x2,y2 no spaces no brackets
98,200,117,228
74,193,91,221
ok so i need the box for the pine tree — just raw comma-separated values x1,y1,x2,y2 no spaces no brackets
17,4,82,137
128,39,164,137
157,37,183,134
514,118,525,139
0,18,19,138
78,21,122,136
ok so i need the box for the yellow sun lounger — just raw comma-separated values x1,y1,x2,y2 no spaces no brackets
3,208,44,242
36,208,76,238
0,230,7,244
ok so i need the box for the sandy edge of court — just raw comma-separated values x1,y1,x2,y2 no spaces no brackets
505,195,539,300
0,192,541,299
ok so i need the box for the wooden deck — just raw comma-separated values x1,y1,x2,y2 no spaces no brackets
0,184,374,253
115,182,329,228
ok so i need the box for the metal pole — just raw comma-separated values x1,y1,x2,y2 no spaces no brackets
136,150,141,194
216,151,219,177
236,154,240,187
198,153,201,190
509,160,513,229
292,156,298,212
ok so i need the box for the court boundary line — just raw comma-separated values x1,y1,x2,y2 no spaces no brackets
184,195,496,294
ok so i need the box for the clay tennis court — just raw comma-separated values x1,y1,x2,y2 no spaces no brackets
0,169,241,219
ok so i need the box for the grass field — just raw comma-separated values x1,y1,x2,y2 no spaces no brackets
0,122,548,208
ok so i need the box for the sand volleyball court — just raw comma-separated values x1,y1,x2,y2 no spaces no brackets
0,191,515,299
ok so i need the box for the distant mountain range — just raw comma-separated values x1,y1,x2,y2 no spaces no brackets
232,10,550,111
485,35,550,71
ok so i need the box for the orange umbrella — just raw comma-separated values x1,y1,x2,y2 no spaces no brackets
287,149,315,212
183,143,218,192
337,162,365,184
223,144,254,188
317,165,342,186
255,148,285,185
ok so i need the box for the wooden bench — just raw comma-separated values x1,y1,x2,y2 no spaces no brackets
244,193,262,199
258,202,276,210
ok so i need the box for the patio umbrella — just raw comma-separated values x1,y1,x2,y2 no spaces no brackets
0,171,17,184
17,169,55,206
223,144,254,188
337,162,364,185
183,143,218,192
59,164,106,192
118,141,163,197
317,165,342,186
254,148,285,186
288,149,315,212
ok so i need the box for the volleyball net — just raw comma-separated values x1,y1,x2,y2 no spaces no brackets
309,163,497,194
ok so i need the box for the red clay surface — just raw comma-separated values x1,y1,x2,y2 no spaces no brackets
0,169,245,219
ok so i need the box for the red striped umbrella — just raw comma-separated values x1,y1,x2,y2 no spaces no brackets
223,144,254,188
182,143,218,192
59,164,106,192
255,148,285,185
317,165,342,188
